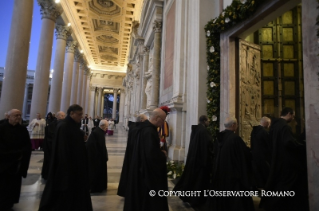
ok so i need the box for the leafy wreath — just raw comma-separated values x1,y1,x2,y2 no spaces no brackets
204,0,266,140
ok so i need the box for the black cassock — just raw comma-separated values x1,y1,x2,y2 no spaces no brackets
117,121,139,197
250,125,271,189
41,119,59,180
124,120,169,211
173,124,212,206
0,121,31,209
39,116,92,211
86,127,108,193
262,118,309,211
208,130,254,211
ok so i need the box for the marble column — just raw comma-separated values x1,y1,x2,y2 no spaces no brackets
70,51,80,105
0,0,33,116
84,71,90,115
149,20,162,109
100,91,105,117
302,0,319,209
30,0,62,119
89,86,96,118
77,62,84,106
22,84,29,119
96,87,102,117
48,25,70,113
60,41,77,112
119,89,126,124
112,88,118,119
140,47,149,110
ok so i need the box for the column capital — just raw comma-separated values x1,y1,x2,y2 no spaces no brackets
143,46,150,55
153,20,162,33
113,88,119,93
74,50,82,63
66,41,77,53
90,86,96,91
55,25,71,40
38,0,63,22
97,87,103,92
120,88,125,93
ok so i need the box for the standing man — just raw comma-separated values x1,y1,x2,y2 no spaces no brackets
173,115,212,208
41,111,66,180
263,107,309,211
158,106,170,152
124,109,168,211
28,113,46,150
39,105,92,211
117,114,148,197
81,114,93,136
209,117,254,211
86,119,108,193
0,109,31,210
92,115,100,131
251,116,271,190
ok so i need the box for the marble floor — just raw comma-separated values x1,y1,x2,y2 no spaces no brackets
14,126,195,211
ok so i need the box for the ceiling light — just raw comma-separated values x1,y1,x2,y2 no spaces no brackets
55,0,60,3
80,50,83,53
68,23,71,27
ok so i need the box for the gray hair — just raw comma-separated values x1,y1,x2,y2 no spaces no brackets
99,119,108,127
224,117,237,128
136,114,147,122
260,116,270,124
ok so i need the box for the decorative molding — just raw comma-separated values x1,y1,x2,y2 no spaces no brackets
66,41,77,53
143,46,150,55
38,0,63,21
55,25,71,40
153,20,162,33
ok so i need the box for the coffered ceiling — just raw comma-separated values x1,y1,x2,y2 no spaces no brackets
60,0,143,73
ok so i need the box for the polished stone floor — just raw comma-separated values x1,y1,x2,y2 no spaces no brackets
14,126,195,211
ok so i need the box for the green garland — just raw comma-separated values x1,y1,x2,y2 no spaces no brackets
205,0,266,140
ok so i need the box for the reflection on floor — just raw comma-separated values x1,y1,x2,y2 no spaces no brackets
15,126,196,211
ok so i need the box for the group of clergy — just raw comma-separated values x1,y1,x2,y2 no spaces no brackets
81,114,116,136
0,105,110,211
173,107,309,211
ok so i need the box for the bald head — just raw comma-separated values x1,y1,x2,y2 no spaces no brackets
136,114,147,122
56,111,66,120
8,109,22,126
149,108,166,127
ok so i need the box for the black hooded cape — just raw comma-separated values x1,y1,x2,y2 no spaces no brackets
208,129,254,211
39,116,92,211
262,118,309,211
86,126,108,193
117,121,139,197
173,124,212,206
250,125,271,189
123,120,169,211
0,121,31,209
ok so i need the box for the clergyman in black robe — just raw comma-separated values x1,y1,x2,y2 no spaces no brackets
0,109,31,210
250,117,271,189
208,117,254,211
173,115,212,207
262,107,309,211
117,114,148,197
124,109,168,211
41,111,66,180
86,119,108,193
39,105,92,211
